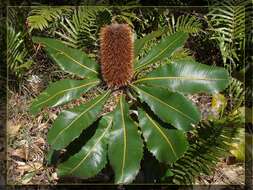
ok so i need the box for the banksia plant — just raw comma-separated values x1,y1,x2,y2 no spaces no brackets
100,23,134,88
30,22,229,184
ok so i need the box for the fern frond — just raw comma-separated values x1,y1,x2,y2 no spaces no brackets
7,25,25,74
7,7,18,27
27,7,73,31
7,25,33,79
55,7,112,51
165,118,240,185
208,0,247,41
225,77,245,112
113,8,142,28
167,14,202,35
207,0,249,69
245,87,253,107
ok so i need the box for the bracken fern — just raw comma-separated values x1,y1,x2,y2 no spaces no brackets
55,7,111,51
7,25,32,79
207,0,250,70
27,6,73,31
166,14,202,35
166,117,240,184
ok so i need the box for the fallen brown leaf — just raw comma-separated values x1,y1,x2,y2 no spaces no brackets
17,164,32,172
32,162,43,171
14,160,26,166
37,123,49,132
51,172,58,180
7,121,22,136
48,112,57,120
17,162,43,174
34,137,45,147
10,148,27,160
37,115,43,123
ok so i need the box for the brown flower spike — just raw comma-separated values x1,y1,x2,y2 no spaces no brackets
100,23,134,88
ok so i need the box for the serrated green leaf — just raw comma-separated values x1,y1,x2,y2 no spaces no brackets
32,37,99,78
57,116,113,177
135,32,188,71
30,79,99,115
138,108,188,164
134,60,229,94
131,85,200,131
48,91,110,150
108,95,143,184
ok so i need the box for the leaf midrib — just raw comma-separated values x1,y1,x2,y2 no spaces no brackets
33,80,99,108
145,113,178,158
120,95,127,182
51,91,110,147
69,117,113,174
42,41,98,74
132,85,196,123
133,76,227,84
